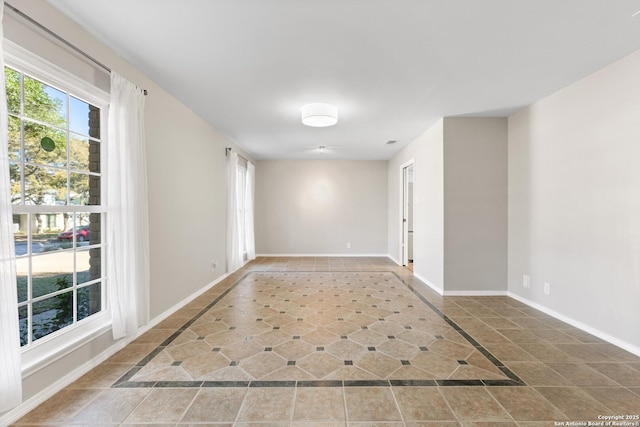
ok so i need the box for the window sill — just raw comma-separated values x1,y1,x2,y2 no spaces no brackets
21,311,112,378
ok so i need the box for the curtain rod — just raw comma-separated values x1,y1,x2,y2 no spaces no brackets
226,147,250,163
4,2,148,95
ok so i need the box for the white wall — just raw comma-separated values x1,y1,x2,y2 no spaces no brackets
145,91,245,319
444,118,507,293
4,0,249,409
388,118,507,295
388,120,444,292
255,160,388,255
508,50,640,351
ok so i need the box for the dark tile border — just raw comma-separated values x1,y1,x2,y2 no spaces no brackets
391,272,525,386
113,378,524,388
204,380,250,387
113,270,525,389
113,275,249,387
436,379,484,386
250,380,297,387
390,379,437,387
297,380,343,387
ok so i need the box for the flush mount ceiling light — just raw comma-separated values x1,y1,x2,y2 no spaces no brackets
301,103,338,127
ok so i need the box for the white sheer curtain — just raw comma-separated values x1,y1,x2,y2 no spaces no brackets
227,151,243,271
244,161,256,261
0,3,23,412
227,151,256,271
107,72,150,340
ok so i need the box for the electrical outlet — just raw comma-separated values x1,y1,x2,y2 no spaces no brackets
346,242,351,249
211,259,218,272
544,282,550,295
523,274,530,289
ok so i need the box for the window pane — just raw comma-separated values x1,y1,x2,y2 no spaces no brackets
70,96,98,136
49,214,76,248
5,67,21,115
16,256,28,303
88,213,101,246
32,291,73,342
77,247,101,285
52,212,91,246
89,175,101,206
88,140,100,173
13,212,26,252
19,305,28,347
14,212,49,255
69,135,101,174
8,115,21,161
69,134,89,172
78,282,101,321
69,172,88,205
32,212,65,243
76,212,91,235
9,162,21,205
13,214,29,302
24,122,66,168
70,173,100,206
24,165,67,205
77,249,89,284
31,251,73,298
23,75,67,127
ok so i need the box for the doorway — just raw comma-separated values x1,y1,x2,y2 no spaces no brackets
401,161,414,268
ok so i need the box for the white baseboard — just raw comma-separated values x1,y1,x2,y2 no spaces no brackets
256,253,390,258
382,254,451,297
508,291,640,357
443,290,508,296
0,272,231,425
387,254,400,265
0,334,132,426
144,272,230,330
414,272,444,296
386,256,444,296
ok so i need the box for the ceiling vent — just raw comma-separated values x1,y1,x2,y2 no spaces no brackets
386,140,397,145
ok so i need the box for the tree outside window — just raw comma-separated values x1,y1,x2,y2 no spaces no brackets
6,65,105,346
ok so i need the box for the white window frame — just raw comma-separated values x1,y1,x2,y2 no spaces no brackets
4,41,112,377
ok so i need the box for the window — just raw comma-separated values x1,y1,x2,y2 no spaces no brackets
5,51,108,353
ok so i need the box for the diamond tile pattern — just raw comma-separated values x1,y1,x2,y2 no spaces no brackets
14,257,640,426
128,271,510,382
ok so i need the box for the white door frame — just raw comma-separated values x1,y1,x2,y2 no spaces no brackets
399,159,414,266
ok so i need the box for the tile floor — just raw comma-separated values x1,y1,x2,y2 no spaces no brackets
13,257,640,426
